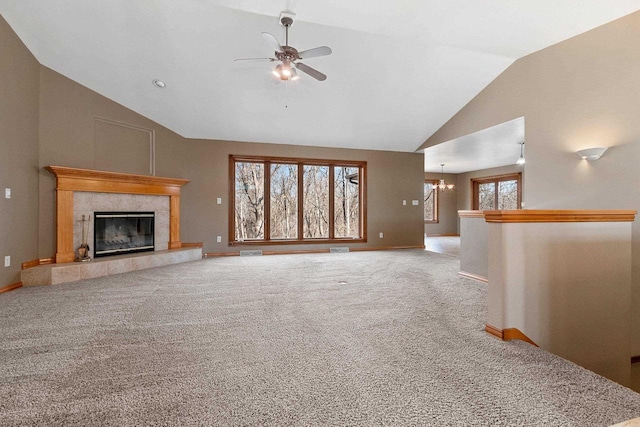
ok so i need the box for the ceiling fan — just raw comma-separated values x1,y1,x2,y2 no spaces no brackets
234,12,332,82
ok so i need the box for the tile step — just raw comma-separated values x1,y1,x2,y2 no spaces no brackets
21,247,202,286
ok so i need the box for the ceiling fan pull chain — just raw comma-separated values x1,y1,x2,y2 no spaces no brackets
285,80,289,108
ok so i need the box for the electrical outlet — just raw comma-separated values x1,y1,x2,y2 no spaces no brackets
4,256,10,267
216,197,222,205
216,236,222,243
379,232,384,238
4,188,11,199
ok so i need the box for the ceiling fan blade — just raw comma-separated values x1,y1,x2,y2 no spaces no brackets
233,57,276,62
298,46,332,59
261,32,283,53
295,62,327,81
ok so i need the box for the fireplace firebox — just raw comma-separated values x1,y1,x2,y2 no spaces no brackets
94,212,155,258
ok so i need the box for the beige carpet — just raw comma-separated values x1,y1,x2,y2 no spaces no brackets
1,250,639,426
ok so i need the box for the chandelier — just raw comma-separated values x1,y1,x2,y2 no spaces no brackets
436,163,454,191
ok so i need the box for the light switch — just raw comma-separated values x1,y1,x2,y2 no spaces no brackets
402,200,407,206
216,197,222,205
412,200,419,206
4,188,11,199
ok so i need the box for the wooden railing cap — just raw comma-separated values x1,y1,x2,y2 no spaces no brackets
458,210,485,218
483,209,637,223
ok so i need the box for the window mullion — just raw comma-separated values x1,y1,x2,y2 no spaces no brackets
329,165,335,239
264,161,271,241
359,166,364,238
229,157,237,243
297,163,304,240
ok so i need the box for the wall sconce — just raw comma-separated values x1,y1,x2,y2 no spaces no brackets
576,147,607,161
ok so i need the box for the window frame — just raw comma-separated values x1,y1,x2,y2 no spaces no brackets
424,180,439,223
471,173,522,210
229,155,367,245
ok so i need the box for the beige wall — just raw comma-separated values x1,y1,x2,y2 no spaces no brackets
459,215,488,280
35,67,424,259
37,68,188,257
424,172,457,235
0,15,40,287
488,221,633,386
422,12,640,355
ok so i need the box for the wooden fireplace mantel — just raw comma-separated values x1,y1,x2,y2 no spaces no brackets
46,166,189,263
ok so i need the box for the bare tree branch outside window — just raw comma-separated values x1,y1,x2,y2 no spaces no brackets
234,162,264,240
335,167,360,238
472,174,521,211
230,156,365,244
424,182,437,221
303,165,329,238
270,163,298,239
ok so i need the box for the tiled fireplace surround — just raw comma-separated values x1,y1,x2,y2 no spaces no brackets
21,166,202,286
75,193,170,257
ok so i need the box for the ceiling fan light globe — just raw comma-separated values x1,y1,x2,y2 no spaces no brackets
273,64,285,79
256,19,329,83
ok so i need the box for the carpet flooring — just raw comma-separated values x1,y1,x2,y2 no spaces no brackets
1,250,639,426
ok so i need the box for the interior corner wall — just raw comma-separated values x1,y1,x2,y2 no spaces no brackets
37,67,188,258
421,11,640,355
37,67,425,259
0,14,40,288
424,172,457,235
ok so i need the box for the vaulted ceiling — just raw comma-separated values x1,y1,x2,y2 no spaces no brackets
1,1,639,153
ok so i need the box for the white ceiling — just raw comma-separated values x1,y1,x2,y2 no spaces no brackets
1,1,638,157
423,117,525,173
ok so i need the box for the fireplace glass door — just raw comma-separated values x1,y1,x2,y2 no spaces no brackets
94,212,155,257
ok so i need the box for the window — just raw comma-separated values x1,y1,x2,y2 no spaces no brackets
335,166,361,238
303,165,330,238
270,163,298,239
230,155,366,244
234,161,265,240
472,173,521,210
424,181,438,222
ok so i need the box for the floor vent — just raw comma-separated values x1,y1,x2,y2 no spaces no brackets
240,250,263,256
330,247,350,253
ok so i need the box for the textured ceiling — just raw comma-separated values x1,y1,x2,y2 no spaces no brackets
1,1,638,154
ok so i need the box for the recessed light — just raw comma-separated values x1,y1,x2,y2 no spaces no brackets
152,79,166,88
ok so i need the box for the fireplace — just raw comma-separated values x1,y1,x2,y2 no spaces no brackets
94,212,155,258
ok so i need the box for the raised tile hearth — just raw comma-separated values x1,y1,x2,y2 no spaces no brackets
21,247,202,286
